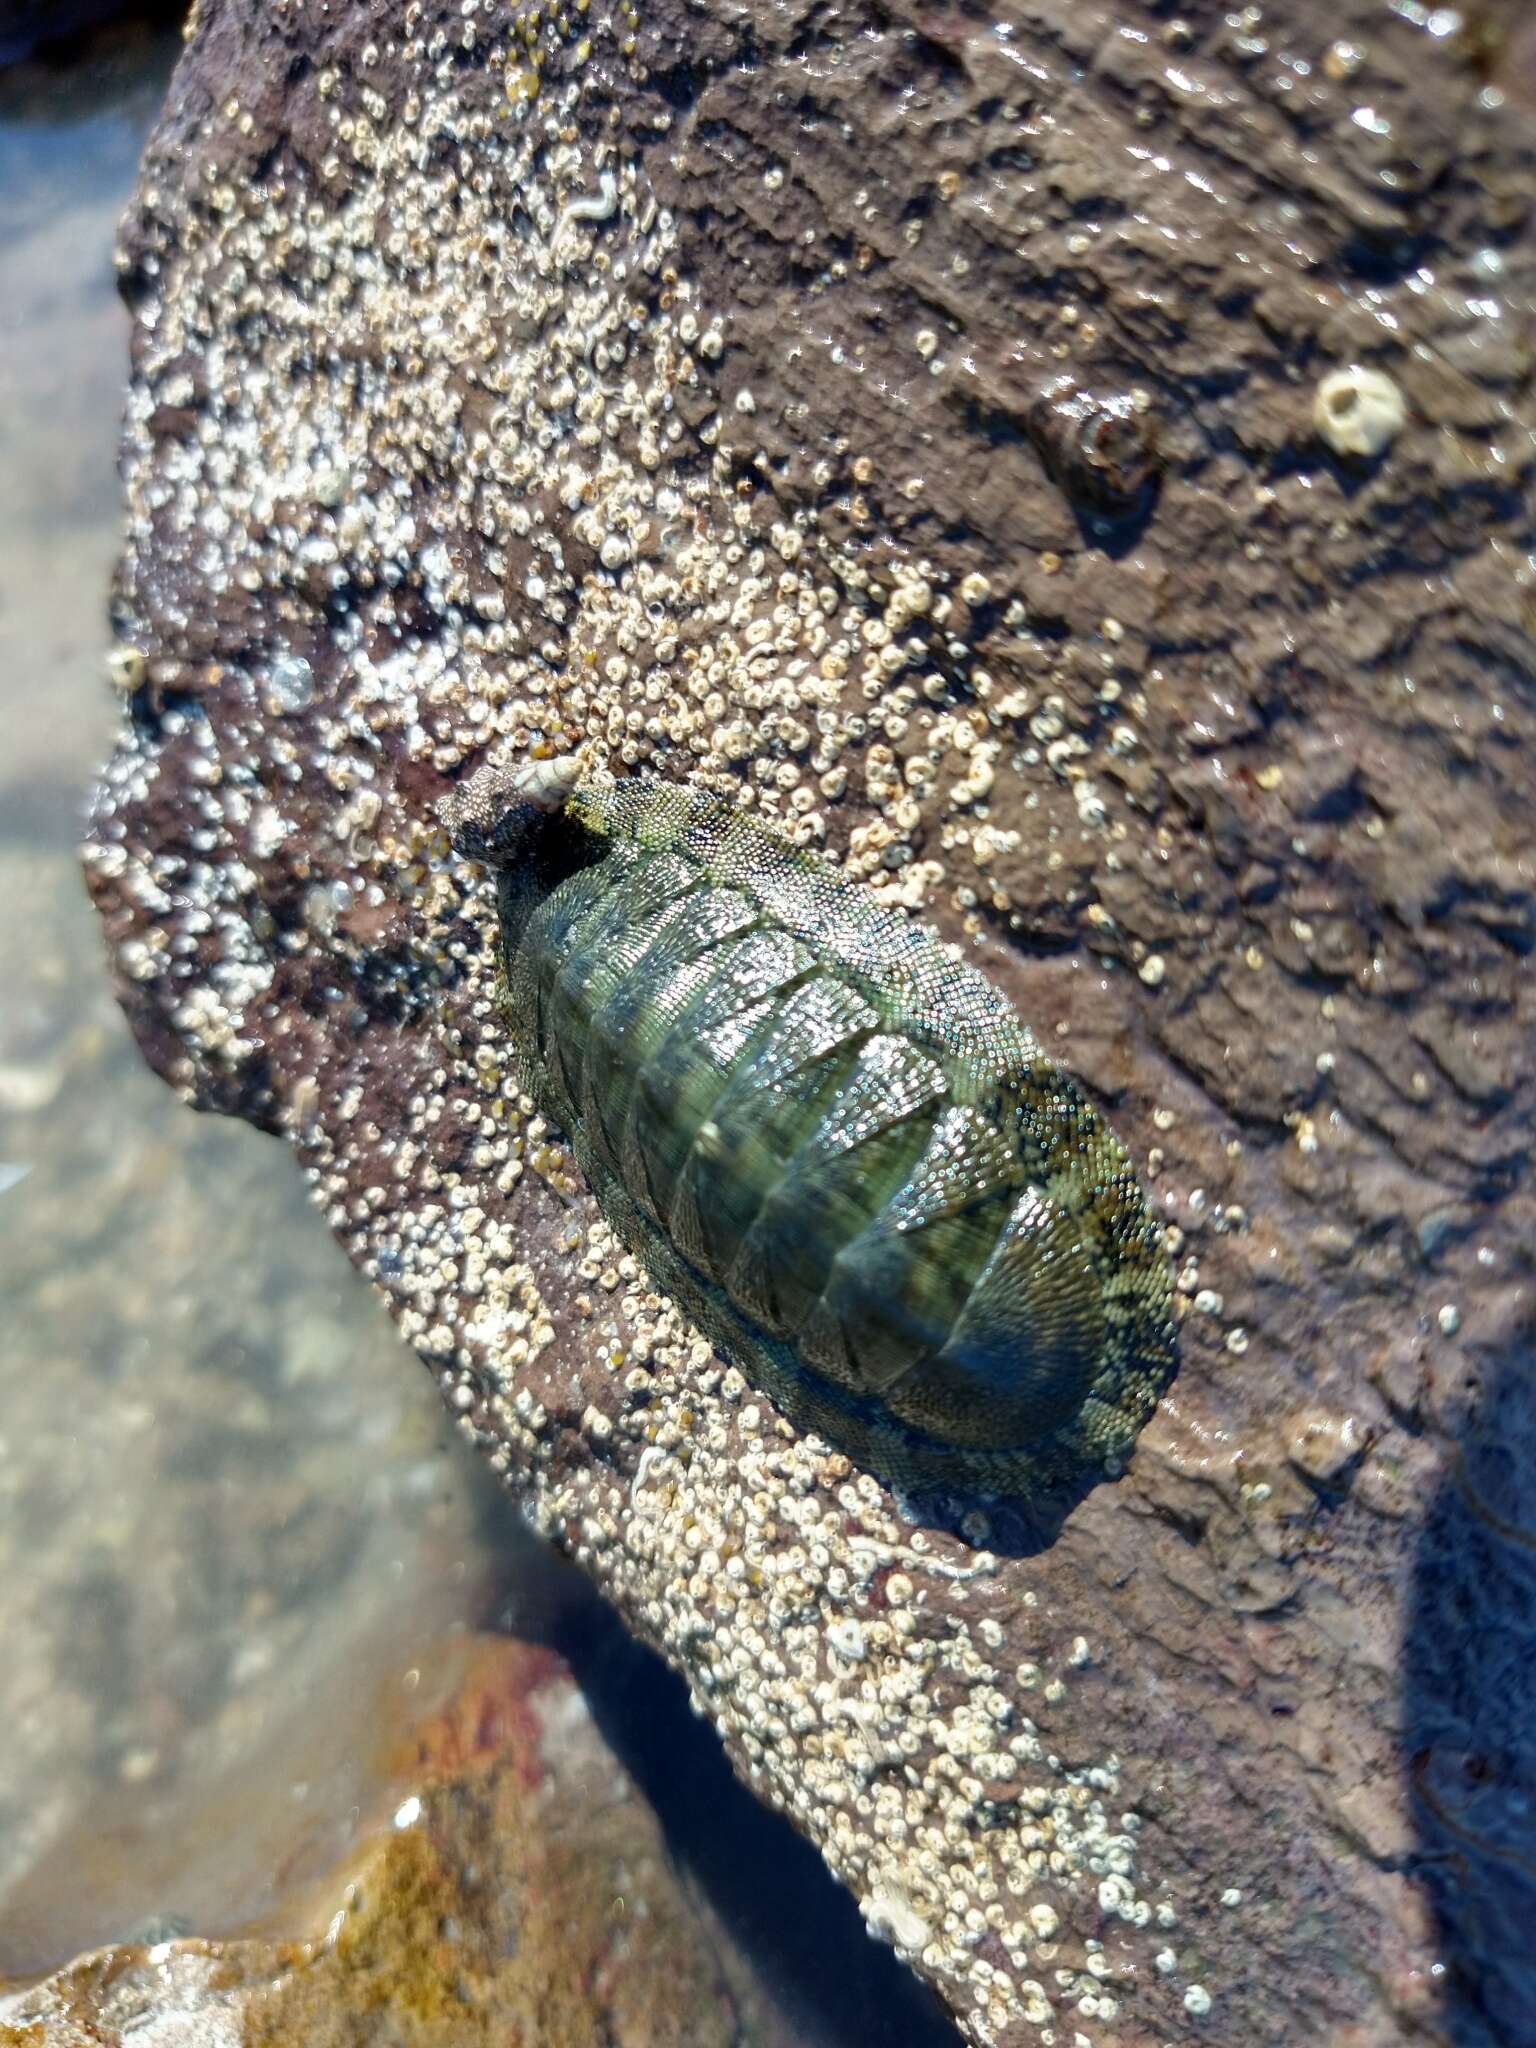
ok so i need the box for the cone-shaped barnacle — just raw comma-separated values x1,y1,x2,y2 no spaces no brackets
1028,377,1161,521
443,761,1176,1495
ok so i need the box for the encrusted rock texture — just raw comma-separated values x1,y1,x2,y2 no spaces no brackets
83,0,1535,2042
0,1636,789,2047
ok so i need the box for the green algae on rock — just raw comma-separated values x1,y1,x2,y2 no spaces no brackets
446,757,1176,1496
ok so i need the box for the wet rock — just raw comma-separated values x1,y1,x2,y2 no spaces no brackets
80,1,1536,2044
0,1637,792,2048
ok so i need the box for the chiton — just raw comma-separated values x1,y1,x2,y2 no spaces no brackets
445,759,1175,1493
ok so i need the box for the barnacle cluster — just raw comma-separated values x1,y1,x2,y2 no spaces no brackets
81,2,1224,2037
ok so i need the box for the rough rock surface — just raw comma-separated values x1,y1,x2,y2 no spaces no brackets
83,1,1535,2042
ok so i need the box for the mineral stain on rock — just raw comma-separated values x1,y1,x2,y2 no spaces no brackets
446,755,1175,1497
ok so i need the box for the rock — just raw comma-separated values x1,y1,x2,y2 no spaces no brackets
81,1,1536,2043
0,1637,795,2047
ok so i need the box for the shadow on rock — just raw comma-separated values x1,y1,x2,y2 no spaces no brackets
895,1465,1105,1560
1406,1332,1536,2048
546,1606,958,2047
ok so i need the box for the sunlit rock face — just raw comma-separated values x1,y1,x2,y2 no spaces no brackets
83,0,1536,2042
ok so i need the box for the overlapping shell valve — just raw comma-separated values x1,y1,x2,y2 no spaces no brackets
445,762,1177,1496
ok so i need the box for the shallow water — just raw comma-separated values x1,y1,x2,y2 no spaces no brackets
0,12,552,1975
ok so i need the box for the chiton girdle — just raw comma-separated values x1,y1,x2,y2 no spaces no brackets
445,758,1176,1496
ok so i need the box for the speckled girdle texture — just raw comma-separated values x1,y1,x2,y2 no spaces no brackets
85,1,1536,2043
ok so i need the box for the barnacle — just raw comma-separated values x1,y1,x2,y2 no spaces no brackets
1028,379,1161,517
446,759,1176,1493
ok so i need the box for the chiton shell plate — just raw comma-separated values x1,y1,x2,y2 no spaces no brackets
446,762,1176,1494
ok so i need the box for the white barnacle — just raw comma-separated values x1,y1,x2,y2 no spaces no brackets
827,1617,867,1661
1313,364,1406,459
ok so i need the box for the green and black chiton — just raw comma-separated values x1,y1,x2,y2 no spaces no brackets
445,759,1175,1494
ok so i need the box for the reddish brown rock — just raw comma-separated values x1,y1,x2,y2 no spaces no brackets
81,1,1535,2043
